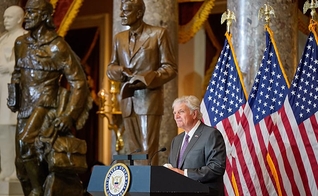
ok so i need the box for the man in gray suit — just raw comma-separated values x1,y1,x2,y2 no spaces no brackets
107,0,177,165
168,95,226,196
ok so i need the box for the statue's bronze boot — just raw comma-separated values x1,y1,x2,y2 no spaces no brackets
24,159,45,196
28,188,44,196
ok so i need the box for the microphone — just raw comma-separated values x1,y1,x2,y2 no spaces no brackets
110,148,141,165
148,147,167,165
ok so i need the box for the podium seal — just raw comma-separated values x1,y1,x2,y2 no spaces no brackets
104,163,131,196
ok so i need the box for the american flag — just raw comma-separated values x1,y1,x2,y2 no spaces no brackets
200,32,248,196
232,26,289,196
267,22,318,195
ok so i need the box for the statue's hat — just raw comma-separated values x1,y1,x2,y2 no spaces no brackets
25,0,53,13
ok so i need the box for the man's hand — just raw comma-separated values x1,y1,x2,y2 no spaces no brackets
128,81,147,90
122,67,134,78
54,116,73,133
169,167,185,175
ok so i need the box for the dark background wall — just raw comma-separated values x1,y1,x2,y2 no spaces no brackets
78,0,112,16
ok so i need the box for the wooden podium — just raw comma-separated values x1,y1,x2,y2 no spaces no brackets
87,165,210,196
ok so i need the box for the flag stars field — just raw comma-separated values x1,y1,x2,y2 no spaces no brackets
206,44,244,123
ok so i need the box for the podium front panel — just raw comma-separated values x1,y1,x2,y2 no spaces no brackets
88,165,210,195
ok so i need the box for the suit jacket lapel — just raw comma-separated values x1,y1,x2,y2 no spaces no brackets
130,25,150,58
121,31,131,60
179,124,203,168
172,132,184,167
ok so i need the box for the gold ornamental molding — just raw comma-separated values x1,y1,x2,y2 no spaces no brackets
178,0,205,2
178,0,216,43
50,0,84,37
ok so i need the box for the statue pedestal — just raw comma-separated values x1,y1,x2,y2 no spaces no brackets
0,180,23,196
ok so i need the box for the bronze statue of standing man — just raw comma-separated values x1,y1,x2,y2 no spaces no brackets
107,0,177,165
7,0,91,195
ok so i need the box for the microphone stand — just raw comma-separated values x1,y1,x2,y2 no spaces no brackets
148,147,166,165
111,149,149,166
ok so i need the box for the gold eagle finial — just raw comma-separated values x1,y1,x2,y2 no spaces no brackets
258,4,275,24
303,0,318,19
221,9,236,33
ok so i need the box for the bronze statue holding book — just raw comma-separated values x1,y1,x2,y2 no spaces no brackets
107,0,177,165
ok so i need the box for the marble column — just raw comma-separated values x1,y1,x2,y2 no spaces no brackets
228,0,298,92
112,0,178,166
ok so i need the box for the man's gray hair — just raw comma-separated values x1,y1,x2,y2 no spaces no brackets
172,95,202,120
122,0,145,13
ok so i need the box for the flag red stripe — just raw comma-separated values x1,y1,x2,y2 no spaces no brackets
312,114,318,142
258,117,280,195
267,143,287,196
218,117,238,196
276,113,302,195
280,106,311,193
237,111,270,195
224,157,236,196
232,127,257,195
220,117,235,145
299,117,318,189
230,156,243,195
268,108,299,195
255,120,275,196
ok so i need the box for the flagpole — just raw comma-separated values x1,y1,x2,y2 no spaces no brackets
220,10,245,196
303,0,318,43
258,4,284,196
221,9,248,98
